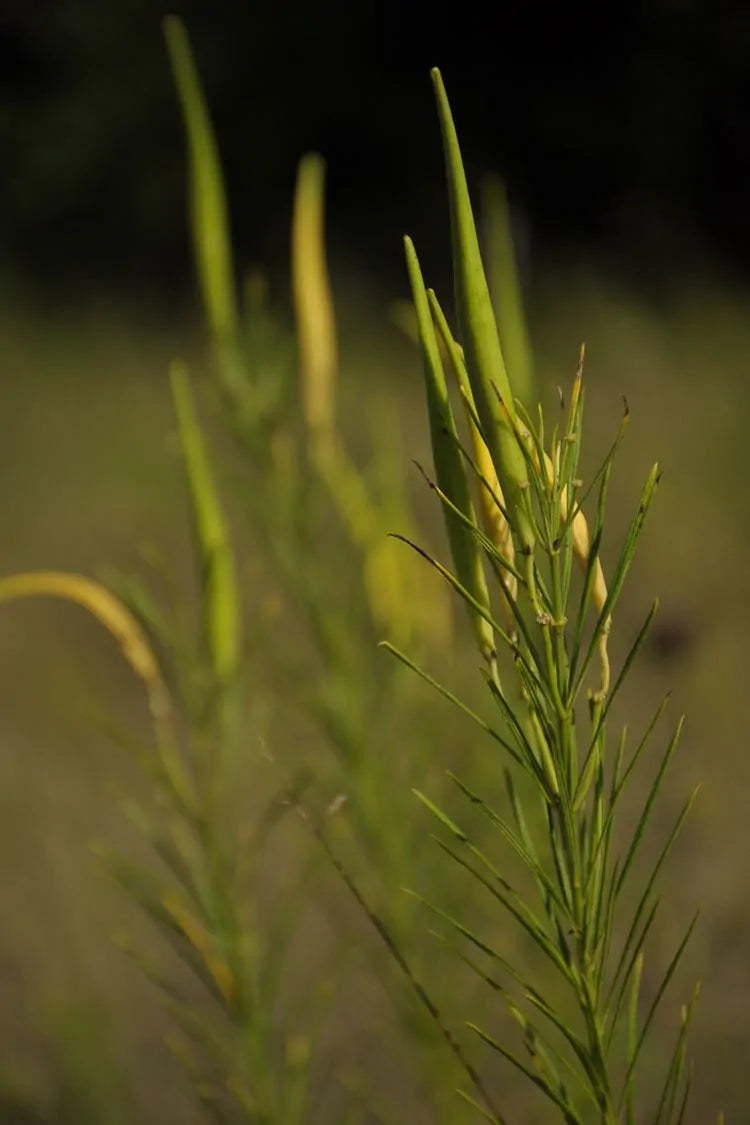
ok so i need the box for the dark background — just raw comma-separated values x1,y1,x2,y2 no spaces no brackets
2,0,750,300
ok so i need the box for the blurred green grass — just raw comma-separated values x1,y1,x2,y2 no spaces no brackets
0,266,748,1122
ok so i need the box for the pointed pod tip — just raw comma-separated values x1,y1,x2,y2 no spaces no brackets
162,14,188,56
169,357,188,380
300,150,325,168
430,69,451,115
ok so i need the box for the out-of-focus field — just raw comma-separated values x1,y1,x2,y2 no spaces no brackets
0,266,748,1122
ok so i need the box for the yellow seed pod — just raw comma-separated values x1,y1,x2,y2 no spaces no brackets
427,289,518,621
0,570,171,731
471,429,518,609
0,569,192,805
405,237,497,668
292,153,338,446
540,425,610,697
539,448,607,615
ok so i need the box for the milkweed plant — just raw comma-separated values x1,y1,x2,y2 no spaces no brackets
378,67,703,1125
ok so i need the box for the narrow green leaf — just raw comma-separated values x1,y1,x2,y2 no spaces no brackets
625,951,644,1125
389,534,557,714
412,459,522,587
504,770,539,867
118,798,202,907
448,773,567,913
573,462,660,699
568,408,629,685
556,352,586,535
423,887,533,991
508,1001,595,1113
654,982,700,1125
574,601,661,811
413,789,467,841
436,926,586,1107
456,1088,506,1124
676,1061,695,1125
426,287,475,408
380,641,529,771
467,1023,583,1123
96,847,228,1007
483,674,555,796
618,912,699,1112
589,698,671,878
609,786,699,1023
608,899,660,1046
589,729,627,977
523,989,600,1094
115,933,188,1009
412,461,543,675
616,720,686,899
509,1007,573,1113
432,838,575,985
559,391,626,559
587,600,660,757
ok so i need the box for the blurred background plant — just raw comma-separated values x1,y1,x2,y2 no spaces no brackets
1,16,543,1125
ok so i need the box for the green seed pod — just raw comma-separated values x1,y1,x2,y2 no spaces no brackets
163,17,243,395
481,174,534,411
404,237,496,666
427,290,518,620
170,362,241,687
431,68,534,550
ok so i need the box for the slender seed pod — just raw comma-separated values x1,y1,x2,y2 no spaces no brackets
0,570,170,730
395,283,604,625
163,17,243,396
482,174,534,411
541,448,608,614
426,290,518,617
170,362,241,688
431,68,534,551
292,153,338,446
405,237,496,667
0,570,192,808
